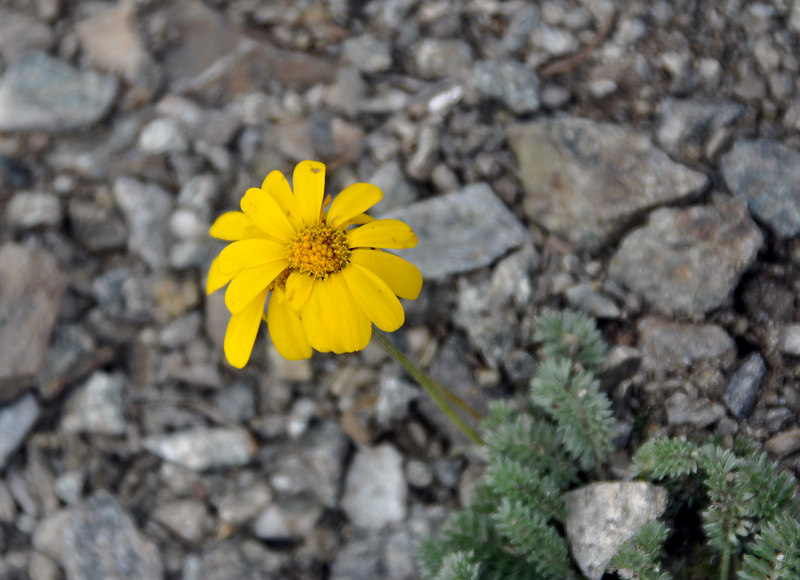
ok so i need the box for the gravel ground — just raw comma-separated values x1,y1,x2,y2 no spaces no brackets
1,0,800,578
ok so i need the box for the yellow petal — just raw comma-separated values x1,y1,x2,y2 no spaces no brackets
302,275,371,353
350,249,422,300
262,170,300,229
347,219,418,249
284,271,315,311
293,160,326,227
241,187,296,241
209,211,264,241
224,288,267,368
206,255,235,295
225,261,287,313
327,182,383,228
267,288,312,360
342,263,405,332
215,239,286,274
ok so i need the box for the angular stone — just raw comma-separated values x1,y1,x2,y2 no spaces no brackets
138,118,189,154
471,60,540,114
252,497,323,541
507,117,708,251
780,324,800,356
655,98,743,159
724,353,766,419
383,183,530,281
143,428,254,471
638,317,736,373
564,482,668,580
666,392,726,427
5,191,61,229
0,52,117,132
0,393,40,470
0,244,66,398
112,177,173,270
342,444,407,530
0,8,54,62
414,39,473,80
342,35,393,73
185,540,284,580
33,491,163,580
61,371,127,436
609,199,762,317
721,139,800,238
152,499,210,544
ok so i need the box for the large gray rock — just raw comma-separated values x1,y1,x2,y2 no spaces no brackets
609,199,762,317
0,52,117,132
564,482,668,580
384,183,530,281
33,491,163,580
0,244,66,399
507,117,708,251
721,139,800,238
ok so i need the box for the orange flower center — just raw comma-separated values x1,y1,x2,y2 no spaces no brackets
285,223,350,278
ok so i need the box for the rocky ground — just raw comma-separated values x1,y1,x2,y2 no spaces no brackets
1,0,800,578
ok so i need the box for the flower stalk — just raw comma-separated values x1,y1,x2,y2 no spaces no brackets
374,330,483,445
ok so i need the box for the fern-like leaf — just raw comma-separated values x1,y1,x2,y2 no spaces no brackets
608,520,673,580
631,438,700,480
739,516,800,580
533,309,607,372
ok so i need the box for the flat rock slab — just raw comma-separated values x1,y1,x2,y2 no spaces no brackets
507,117,708,252
721,138,800,237
564,481,668,580
0,243,66,398
33,491,163,580
143,428,255,471
609,199,762,317
637,317,736,374
383,183,530,281
0,51,117,132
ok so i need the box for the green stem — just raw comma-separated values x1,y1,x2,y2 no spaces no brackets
719,546,731,580
374,330,483,445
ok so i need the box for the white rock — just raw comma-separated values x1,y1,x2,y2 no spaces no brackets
341,444,407,529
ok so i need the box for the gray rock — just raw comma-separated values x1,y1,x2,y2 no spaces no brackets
507,117,707,251
638,317,736,374
724,353,766,419
471,60,540,114
92,268,153,322
177,174,220,221
342,444,407,530
215,480,272,526
61,372,127,436
414,39,473,79
112,176,173,270
721,139,800,238
159,312,202,349
138,118,189,154
764,428,800,457
269,421,348,506
609,199,762,317
502,349,539,386
566,284,621,319
368,160,417,211
384,183,530,281
252,496,323,541
0,244,66,398
376,376,419,426
405,124,439,180
67,195,129,252
0,52,118,132
665,392,726,427
152,499,210,544
213,383,256,424
33,491,163,580
656,98,743,159
143,428,254,471
5,192,61,229
343,35,393,73
0,394,40,470
36,324,113,400
779,324,800,356
0,8,54,62
330,525,417,580
183,540,284,580
599,346,642,390
565,482,667,580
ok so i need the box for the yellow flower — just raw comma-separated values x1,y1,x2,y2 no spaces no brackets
207,160,423,367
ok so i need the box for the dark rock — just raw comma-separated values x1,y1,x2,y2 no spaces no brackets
724,353,766,419
0,244,66,399
0,394,40,470
508,117,707,251
67,196,128,253
609,199,762,317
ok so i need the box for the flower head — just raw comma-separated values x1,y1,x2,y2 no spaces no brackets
207,160,422,367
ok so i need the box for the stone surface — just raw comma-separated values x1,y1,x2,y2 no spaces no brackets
507,117,708,251
764,428,800,457
724,353,766,419
779,324,800,356
564,482,668,580
655,98,743,159
383,183,530,281
143,428,255,471
112,177,173,270
0,244,66,398
343,35,393,73
0,52,118,132
60,371,127,436
342,444,407,530
638,318,736,374
252,497,323,541
138,118,189,154
665,392,726,427
0,394,40,470
0,8,54,62
721,139,800,238
471,60,540,114
609,199,762,317
33,491,163,580
5,192,62,229
183,540,284,580
414,39,473,79
151,499,210,544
